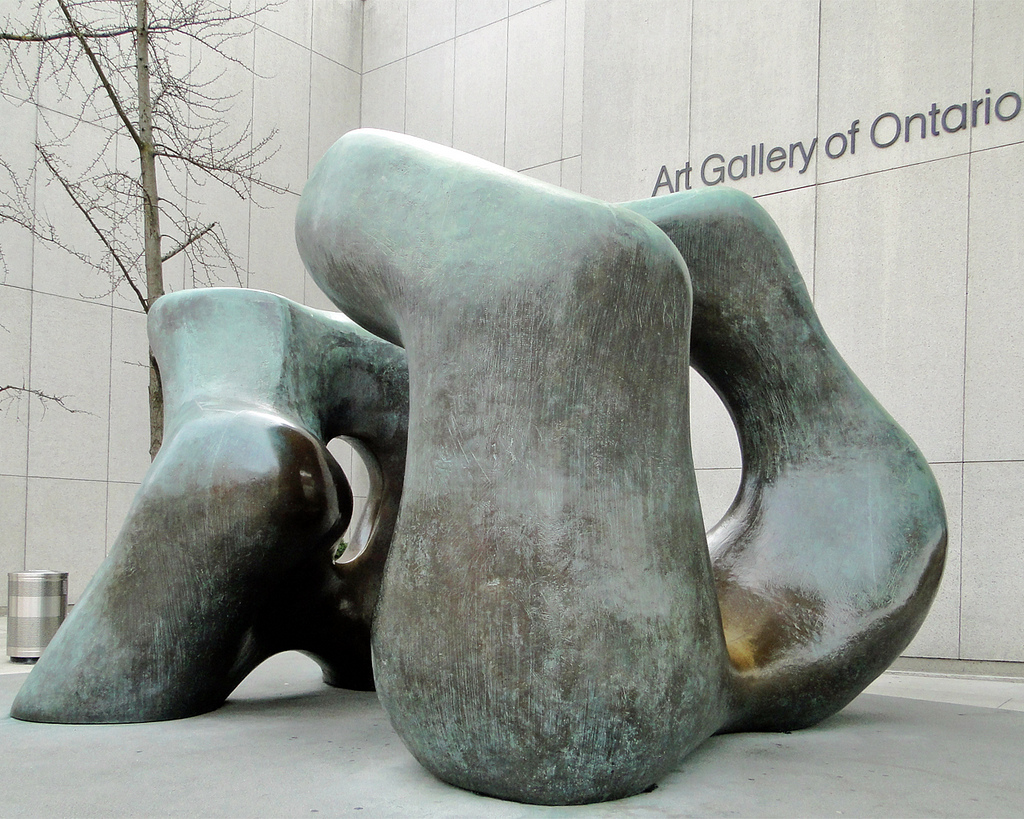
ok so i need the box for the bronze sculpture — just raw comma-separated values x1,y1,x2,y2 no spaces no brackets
12,130,945,806
627,190,946,732
12,289,408,722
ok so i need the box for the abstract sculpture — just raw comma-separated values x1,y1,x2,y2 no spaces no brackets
296,132,728,804
626,191,946,731
12,130,946,806
12,290,408,721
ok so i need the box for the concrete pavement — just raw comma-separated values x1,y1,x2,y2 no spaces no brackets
2,619,1022,818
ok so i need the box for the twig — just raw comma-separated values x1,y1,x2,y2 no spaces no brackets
37,145,149,311
0,385,86,414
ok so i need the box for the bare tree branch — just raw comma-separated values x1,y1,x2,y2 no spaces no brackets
0,15,249,43
0,384,86,414
54,0,143,149
0,26,135,42
37,144,149,310
161,220,213,263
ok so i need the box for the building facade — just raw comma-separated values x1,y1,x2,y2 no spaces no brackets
2,0,1023,664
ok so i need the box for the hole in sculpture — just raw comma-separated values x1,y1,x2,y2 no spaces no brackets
326,436,379,564
228,651,328,705
689,367,742,532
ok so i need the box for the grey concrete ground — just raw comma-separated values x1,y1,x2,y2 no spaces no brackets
2,617,1023,818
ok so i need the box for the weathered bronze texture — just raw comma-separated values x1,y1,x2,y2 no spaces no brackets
627,190,947,732
11,288,408,723
11,130,945,808
296,130,728,805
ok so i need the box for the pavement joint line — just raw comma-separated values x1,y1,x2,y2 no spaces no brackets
879,669,1024,684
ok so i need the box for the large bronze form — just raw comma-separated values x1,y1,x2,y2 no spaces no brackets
626,191,946,732
11,130,946,806
12,289,408,722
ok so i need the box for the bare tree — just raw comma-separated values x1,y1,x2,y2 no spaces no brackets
1,0,281,457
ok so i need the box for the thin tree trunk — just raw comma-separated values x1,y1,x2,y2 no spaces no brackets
136,0,164,459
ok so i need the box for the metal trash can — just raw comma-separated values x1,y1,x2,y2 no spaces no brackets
7,571,68,663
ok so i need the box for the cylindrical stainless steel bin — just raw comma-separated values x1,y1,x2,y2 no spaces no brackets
7,571,68,662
